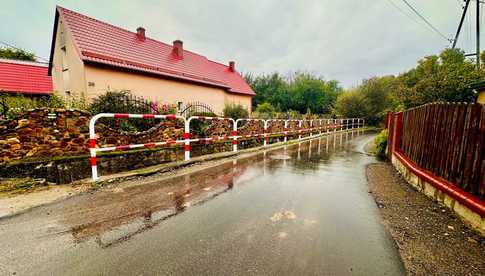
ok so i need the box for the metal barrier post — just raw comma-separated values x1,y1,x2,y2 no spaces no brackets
310,120,313,137
89,113,186,181
263,120,268,146
232,123,238,152
184,120,191,161
298,120,302,140
88,113,105,181
284,120,288,142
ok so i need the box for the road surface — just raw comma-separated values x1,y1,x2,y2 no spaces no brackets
0,130,405,275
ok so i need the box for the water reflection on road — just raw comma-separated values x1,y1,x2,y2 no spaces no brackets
0,130,405,275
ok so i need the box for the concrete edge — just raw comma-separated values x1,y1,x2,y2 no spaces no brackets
391,155,485,236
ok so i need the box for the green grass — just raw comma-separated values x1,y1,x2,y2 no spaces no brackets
374,129,388,159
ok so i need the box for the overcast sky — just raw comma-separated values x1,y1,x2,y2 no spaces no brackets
1,0,480,87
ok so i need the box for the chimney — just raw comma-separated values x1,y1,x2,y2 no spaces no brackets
173,40,183,58
229,61,235,72
136,27,146,41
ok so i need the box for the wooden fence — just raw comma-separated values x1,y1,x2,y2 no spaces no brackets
397,102,485,200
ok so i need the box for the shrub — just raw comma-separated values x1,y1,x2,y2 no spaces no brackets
374,129,388,158
89,90,158,131
254,102,276,119
0,93,66,119
223,103,249,119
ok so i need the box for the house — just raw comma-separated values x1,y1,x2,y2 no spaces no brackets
469,80,485,104
48,6,255,114
0,58,53,95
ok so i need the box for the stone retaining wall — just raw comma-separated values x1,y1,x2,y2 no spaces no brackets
0,108,235,165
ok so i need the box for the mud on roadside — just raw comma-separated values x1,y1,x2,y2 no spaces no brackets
366,162,485,275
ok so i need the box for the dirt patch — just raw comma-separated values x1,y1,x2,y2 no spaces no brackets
366,163,485,275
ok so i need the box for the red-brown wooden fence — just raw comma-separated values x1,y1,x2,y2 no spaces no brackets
396,102,485,200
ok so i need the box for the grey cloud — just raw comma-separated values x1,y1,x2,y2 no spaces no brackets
1,0,472,87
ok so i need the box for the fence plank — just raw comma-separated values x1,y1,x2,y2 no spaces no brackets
396,102,485,200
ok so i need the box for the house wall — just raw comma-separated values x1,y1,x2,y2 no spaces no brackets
224,93,252,112
84,65,252,114
51,17,253,114
477,91,485,104
51,18,86,101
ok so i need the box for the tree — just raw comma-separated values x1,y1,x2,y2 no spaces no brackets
288,73,341,114
245,73,288,110
335,76,396,126
245,72,342,114
395,48,482,108
0,47,36,61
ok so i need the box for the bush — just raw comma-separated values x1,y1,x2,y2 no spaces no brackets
89,90,158,131
0,93,66,119
254,102,276,119
223,103,249,119
374,129,388,158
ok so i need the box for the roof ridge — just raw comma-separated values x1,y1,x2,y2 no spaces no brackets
57,6,213,60
57,6,145,42
0,58,49,67
207,59,230,68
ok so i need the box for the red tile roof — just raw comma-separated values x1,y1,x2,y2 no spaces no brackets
0,59,53,95
52,6,255,96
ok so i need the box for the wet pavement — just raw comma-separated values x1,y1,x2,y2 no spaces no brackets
0,130,405,275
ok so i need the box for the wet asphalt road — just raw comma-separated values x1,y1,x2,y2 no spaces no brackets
0,131,405,275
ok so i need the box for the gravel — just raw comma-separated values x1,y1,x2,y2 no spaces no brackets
366,162,485,275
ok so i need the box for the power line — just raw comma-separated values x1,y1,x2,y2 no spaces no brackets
400,0,452,42
0,40,48,62
385,0,431,28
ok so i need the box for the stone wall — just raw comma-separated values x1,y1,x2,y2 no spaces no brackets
0,109,196,164
0,109,91,164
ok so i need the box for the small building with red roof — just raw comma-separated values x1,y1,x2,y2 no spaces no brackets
0,58,53,95
48,6,255,113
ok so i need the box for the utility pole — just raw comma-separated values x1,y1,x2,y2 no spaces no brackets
453,0,471,49
477,0,481,68
453,0,481,68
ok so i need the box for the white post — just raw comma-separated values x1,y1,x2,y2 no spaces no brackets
88,113,106,182
284,120,288,142
263,120,268,146
232,120,238,152
310,120,313,137
184,118,191,161
298,120,302,140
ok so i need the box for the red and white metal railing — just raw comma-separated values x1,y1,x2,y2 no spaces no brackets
234,118,267,149
89,113,365,181
185,116,236,160
89,113,186,181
